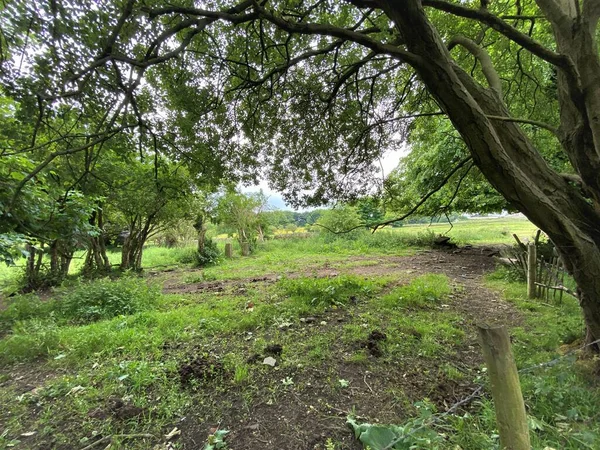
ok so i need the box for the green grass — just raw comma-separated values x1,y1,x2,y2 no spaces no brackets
443,269,596,450
378,274,451,308
0,217,536,295
1,218,598,450
389,217,537,245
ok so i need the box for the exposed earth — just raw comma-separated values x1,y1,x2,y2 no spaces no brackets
165,247,521,450
0,247,525,450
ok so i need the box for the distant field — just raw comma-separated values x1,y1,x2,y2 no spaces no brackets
387,217,538,245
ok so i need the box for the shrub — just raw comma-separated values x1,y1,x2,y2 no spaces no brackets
176,239,221,267
195,238,221,267
57,276,161,324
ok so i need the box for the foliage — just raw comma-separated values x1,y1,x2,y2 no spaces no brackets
316,205,363,240
203,429,229,450
347,403,443,449
385,116,509,216
264,210,325,229
0,233,28,266
215,190,268,248
194,238,222,267
57,276,162,324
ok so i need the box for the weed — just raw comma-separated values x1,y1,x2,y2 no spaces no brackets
278,275,382,308
234,364,250,384
58,276,162,324
379,274,451,308
440,363,464,381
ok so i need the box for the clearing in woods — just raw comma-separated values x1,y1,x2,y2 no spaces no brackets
0,233,594,449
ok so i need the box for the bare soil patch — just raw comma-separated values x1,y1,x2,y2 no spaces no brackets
171,247,522,449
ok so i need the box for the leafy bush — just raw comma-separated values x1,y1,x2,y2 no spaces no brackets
176,239,221,267
195,238,221,266
317,206,365,242
57,276,161,324
278,275,380,307
380,274,450,308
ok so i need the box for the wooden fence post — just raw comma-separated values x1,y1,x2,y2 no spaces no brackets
477,325,530,450
241,242,250,256
224,243,233,258
527,242,537,299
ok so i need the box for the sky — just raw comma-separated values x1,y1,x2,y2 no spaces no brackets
242,146,407,211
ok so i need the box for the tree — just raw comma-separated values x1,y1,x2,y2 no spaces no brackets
3,1,600,341
106,158,196,271
216,190,268,249
317,205,362,238
384,116,510,218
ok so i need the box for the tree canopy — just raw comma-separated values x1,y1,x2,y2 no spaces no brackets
2,0,600,340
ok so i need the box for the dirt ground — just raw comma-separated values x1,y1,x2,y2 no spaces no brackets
164,247,522,450
0,247,526,450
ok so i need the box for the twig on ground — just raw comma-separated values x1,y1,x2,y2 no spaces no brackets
80,434,154,450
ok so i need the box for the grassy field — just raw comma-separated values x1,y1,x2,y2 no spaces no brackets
1,217,596,449
390,216,537,245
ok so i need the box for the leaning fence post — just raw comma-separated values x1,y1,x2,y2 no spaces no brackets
477,325,530,450
224,243,233,258
527,242,537,299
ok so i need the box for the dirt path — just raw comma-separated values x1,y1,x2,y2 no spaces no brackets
172,247,524,450
163,247,520,327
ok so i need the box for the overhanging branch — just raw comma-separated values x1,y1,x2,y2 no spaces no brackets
372,156,473,231
486,115,559,135
422,0,575,75
252,3,422,67
448,35,502,93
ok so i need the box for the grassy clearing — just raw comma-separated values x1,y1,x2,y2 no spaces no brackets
390,217,537,245
0,217,538,293
0,217,597,450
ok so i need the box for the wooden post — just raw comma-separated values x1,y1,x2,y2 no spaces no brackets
241,242,250,256
527,242,537,299
224,243,233,258
477,325,530,450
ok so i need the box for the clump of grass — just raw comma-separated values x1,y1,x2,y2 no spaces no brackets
0,293,57,332
57,276,162,324
0,275,162,333
379,274,451,308
277,275,382,307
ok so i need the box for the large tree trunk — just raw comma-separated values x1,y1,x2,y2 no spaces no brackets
384,0,600,343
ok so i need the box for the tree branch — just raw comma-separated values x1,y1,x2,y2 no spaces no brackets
486,115,559,134
449,35,502,93
252,3,422,67
422,0,575,74
371,156,473,232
